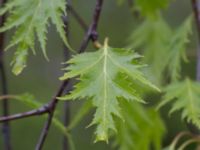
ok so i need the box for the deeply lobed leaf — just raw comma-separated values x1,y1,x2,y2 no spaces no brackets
59,40,159,142
164,16,192,81
158,78,200,128
0,0,71,75
129,15,192,84
129,16,172,84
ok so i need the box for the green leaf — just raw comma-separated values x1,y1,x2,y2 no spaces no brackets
0,0,73,75
158,78,200,128
116,0,169,18
164,16,192,81
135,0,169,18
113,101,165,150
129,16,172,84
14,93,42,108
129,15,192,84
59,40,159,142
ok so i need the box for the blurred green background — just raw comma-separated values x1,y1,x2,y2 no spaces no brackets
0,0,197,149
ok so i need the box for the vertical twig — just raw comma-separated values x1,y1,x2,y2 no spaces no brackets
190,0,200,135
79,0,104,52
192,0,200,81
0,0,12,149
68,6,88,31
63,0,71,149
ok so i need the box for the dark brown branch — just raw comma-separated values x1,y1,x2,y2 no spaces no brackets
0,0,11,149
0,105,49,122
65,4,102,49
35,80,69,150
0,80,69,124
79,0,104,52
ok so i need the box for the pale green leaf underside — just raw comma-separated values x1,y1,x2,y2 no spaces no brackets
59,42,159,142
158,78,200,128
0,0,72,75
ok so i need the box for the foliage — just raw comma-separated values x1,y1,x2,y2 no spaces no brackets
129,15,192,84
0,0,71,75
158,78,200,128
164,16,192,81
0,0,199,149
113,101,165,150
129,16,171,83
59,39,159,142
117,0,169,18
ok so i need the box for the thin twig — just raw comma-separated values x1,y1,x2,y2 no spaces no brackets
0,105,49,122
169,131,196,149
35,80,69,150
79,0,104,52
65,4,102,49
0,0,12,149
68,5,88,31
0,81,68,124
63,0,71,149
0,95,18,100
191,0,200,81
178,138,200,150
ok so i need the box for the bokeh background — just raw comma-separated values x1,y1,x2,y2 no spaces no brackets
0,0,197,149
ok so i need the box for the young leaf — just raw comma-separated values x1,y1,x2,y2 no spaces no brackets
129,16,172,83
158,78,200,128
129,15,192,83
0,0,72,75
134,0,169,18
164,16,192,81
113,101,165,150
116,0,169,18
59,39,159,142
13,93,42,108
